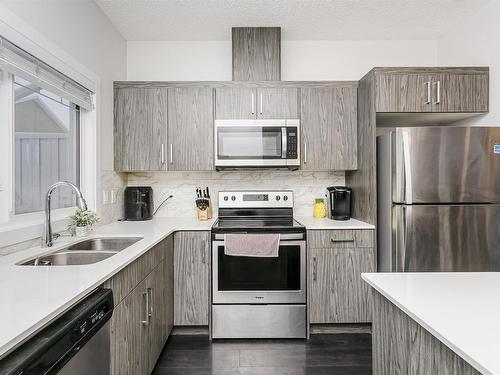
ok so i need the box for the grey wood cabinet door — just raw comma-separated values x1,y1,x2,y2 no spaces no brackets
376,73,432,112
114,87,167,172
432,73,489,112
257,88,298,119
232,27,281,81
167,87,214,170
308,246,375,324
215,87,257,119
301,86,358,170
110,276,149,375
147,242,173,372
174,231,210,326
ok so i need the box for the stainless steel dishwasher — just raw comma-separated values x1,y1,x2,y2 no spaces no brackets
0,288,113,375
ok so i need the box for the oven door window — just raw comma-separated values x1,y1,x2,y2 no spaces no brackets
217,127,283,159
217,244,301,290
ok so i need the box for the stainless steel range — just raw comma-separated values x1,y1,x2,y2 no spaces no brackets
211,190,307,339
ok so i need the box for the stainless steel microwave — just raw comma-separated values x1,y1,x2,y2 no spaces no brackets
214,119,300,169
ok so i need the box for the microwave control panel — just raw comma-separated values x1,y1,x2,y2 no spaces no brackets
286,128,298,159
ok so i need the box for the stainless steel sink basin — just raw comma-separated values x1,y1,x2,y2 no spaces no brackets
65,237,142,251
19,236,143,266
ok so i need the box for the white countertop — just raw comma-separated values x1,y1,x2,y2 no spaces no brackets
0,215,373,359
362,272,500,375
295,216,375,230
0,217,214,359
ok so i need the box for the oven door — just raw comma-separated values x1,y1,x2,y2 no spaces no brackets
212,240,306,304
215,120,287,167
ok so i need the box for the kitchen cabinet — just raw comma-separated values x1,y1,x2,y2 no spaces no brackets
300,86,358,170
174,231,211,326
375,68,489,113
106,236,174,375
308,230,375,324
232,27,281,81
167,87,214,170
114,87,167,172
215,87,298,119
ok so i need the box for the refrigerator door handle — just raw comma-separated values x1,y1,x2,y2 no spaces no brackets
394,205,413,272
402,131,413,204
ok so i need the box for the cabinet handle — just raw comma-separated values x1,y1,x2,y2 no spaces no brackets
312,257,317,282
259,93,263,115
251,93,255,115
201,239,206,264
434,81,441,104
141,291,149,325
425,81,431,104
330,238,355,243
147,287,153,318
169,144,173,164
303,142,307,164
161,143,165,165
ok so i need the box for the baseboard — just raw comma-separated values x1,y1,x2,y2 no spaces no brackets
171,326,209,335
310,323,372,334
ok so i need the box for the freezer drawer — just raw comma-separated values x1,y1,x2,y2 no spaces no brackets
382,204,500,272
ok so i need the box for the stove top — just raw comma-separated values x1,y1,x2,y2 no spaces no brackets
212,217,305,234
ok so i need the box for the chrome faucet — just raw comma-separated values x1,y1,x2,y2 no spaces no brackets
44,181,88,247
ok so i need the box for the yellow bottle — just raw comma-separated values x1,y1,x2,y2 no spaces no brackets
313,198,326,219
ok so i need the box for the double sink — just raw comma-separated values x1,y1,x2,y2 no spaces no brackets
20,237,143,266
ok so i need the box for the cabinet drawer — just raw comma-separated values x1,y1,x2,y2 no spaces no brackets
104,238,168,306
307,230,374,249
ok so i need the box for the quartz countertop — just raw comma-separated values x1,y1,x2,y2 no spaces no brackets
362,272,500,375
295,216,375,230
0,214,373,359
0,217,215,359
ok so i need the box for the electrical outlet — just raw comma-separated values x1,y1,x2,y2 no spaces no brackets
110,189,117,204
102,190,110,205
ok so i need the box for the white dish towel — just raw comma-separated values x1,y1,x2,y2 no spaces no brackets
224,233,280,257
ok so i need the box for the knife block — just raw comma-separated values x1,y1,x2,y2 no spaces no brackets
196,207,209,221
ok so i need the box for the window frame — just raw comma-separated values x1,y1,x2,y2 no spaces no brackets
0,4,100,249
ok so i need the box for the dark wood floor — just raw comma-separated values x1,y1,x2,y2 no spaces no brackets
152,333,372,375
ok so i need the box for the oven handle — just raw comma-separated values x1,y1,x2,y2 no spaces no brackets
212,233,304,241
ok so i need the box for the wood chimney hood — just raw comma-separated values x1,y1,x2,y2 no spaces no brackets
232,27,281,81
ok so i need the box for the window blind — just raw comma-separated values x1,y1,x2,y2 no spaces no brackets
0,36,93,110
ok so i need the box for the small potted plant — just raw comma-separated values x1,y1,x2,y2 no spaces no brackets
68,209,99,237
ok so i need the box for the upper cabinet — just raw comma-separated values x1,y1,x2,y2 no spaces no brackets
167,87,214,171
375,68,489,113
114,87,167,172
301,86,358,171
232,27,281,81
215,87,298,119
114,85,214,172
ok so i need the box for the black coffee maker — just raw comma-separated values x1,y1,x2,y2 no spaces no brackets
125,186,154,221
327,186,352,220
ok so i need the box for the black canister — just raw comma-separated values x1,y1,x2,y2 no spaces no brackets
124,186,153,221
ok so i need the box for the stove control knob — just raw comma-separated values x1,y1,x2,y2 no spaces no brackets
283,195,288,201
231,196,236,201
276,196,281,201
223,196,228,201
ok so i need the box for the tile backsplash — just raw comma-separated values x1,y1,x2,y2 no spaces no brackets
127,170,345,218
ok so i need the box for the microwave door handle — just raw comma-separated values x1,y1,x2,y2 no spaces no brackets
281,127,287,158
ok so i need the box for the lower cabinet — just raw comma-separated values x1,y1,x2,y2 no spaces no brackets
173,231,211,326
106,235,174,375
308,230,375,324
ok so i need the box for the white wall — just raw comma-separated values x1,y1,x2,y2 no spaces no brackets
438,1,500,125
127,40,438,81
1,0,127,171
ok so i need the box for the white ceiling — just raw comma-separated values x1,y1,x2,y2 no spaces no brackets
95,0,491,41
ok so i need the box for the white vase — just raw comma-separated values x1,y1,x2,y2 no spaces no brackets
75,226,89,238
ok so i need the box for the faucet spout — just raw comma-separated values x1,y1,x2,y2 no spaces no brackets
44,181,88,247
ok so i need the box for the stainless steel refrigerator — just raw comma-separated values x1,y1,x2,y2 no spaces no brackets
377,126,500,272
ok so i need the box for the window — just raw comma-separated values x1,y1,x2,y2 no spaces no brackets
13,76,80,214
